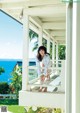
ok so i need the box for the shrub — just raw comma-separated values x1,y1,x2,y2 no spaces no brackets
0,82,9,94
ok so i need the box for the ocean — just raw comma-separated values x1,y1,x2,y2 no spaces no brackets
0,59,36,84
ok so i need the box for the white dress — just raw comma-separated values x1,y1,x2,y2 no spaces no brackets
36,54,51,76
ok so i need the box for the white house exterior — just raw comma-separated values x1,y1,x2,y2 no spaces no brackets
0,0,80,113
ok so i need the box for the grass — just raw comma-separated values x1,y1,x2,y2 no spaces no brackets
8,105,24,113
0,99,41,113
0,99,24,113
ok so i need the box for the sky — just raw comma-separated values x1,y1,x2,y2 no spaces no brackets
0,11,36,59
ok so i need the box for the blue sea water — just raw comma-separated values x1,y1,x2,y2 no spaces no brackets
0,59,36,84
0,59,22,84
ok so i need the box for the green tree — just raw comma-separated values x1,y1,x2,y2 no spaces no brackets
50,42,53,59
0,82,9,94
58,45,66,60
0,67,5,75
10,66,22,98
29,29,38,51
42,38,47,48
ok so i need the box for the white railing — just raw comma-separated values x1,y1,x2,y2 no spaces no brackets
27,60,65,92
19,60,65,108
0,94,17,99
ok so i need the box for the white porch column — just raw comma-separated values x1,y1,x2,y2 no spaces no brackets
66,3,72,113
47,36,50,53
38,27,43,46
60,60,65,92
72,3,80,113
22,9,29,91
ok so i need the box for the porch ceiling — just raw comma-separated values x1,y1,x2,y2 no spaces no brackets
0,0,66,44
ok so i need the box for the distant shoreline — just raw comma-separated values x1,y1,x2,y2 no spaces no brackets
0,59,22,61
0,58,36,61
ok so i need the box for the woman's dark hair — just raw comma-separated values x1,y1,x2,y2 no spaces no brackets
37,46,49,61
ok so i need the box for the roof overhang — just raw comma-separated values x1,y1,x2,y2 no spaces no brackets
0,0,66,44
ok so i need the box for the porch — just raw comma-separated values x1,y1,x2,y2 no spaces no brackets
0,0,80,113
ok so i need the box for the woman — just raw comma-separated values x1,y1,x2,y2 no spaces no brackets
36,46,51,92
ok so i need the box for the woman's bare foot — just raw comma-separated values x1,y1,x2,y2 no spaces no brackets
39,88,43,92
42,87,47,92
38,87,44,92
38,87,47,92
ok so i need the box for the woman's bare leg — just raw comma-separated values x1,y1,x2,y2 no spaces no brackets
47,74,50,80
39,75,45,92
45,74,50,81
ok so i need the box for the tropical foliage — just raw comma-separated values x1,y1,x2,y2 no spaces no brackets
42,38,47,48
29,29,48,52
24,107,61,113
50,42,53,59
54,45,66,60
54,108,61,113
58,45,66,60
29,29,38,51
10,66,22,98
0,82,9,94
29,29,38,41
